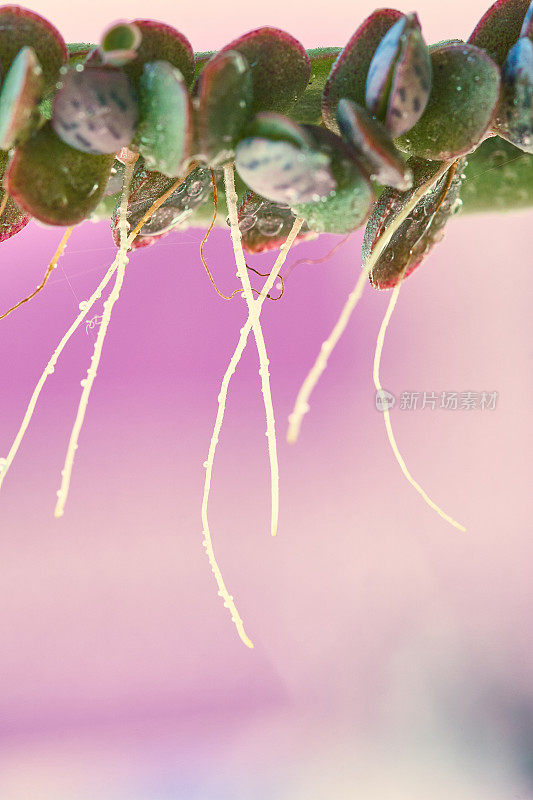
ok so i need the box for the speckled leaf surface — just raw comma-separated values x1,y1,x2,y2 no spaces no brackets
196,50,253,166
7,123,114,225
337,98,413,189
137,61,192,176
52,66,138,155
322,9,403,134
362,157,463,289
395,43,501,161
469,0,530,64
0,6,67,93
122,20,195,89
218,27,310,114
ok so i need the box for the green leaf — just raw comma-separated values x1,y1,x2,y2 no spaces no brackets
196,50,253,166
395,43,501,161
6,123,114,225
0,6,67,94
322,9,403,134
469,0,530,64
292,126,374,233
460,135,533,212
137,61,192,177
218,27,310,114
122,19,195,89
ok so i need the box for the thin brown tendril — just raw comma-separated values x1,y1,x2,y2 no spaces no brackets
283,233,352,281
0,226,74,321
199,169,284,301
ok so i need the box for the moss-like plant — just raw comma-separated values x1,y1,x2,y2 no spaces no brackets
0,2,532,646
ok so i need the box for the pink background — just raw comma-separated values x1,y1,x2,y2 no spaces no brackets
1,2,532,798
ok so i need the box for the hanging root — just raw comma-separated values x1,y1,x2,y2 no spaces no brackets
54,155,137,517
0,168,189,492
373,162,466,533
373,279,466,532
287,161,454,445
0,227,74,321
223,161,298,537
202,215,303,648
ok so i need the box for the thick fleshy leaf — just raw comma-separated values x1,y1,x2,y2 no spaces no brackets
51,66,138,155
362,157,463,289
0,6,66,94
291,126,374,233
218,27,310,114
100,22,141,66
460,135,533,212
0,47,43,149
289,48,342,124
0,150,31,242
196,50,253,166
122,20,195,89
395,43,501,160
337,98,413,189
365,13,431,137
237,191,314,253
495,37,533,152
7,123,114,225
235,137,336,204
322,9,403,133
137,61,192,176
112,163,212,248
469,0,530,64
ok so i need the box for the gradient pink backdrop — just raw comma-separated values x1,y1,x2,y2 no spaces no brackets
1,2,533,798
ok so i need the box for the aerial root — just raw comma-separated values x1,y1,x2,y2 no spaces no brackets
0,164,190,493
373,279,466,532
287,161,454,445
54,155,137,517
223,161,283,537
201,209,303,648
0,227,74,322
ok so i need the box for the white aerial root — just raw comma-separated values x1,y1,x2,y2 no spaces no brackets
287,161,453,444
373,279,466,532
223,161,294,537
0,169,187,493
202,214,304,649
54,157,137,517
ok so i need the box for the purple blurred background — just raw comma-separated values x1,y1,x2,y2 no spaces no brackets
1,2,533,797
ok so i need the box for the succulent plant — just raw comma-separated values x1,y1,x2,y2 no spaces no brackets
1,1,532,647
